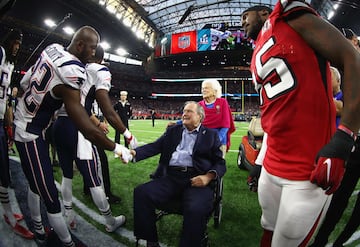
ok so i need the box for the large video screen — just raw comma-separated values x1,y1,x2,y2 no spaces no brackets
154,22,253,57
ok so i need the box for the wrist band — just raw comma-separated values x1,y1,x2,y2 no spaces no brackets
123,129,131,139
338,124,357,141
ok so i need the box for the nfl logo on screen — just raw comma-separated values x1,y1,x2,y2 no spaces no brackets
178,36,190,49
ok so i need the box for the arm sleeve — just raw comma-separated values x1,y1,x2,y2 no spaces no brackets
218,127,229,145
20,67,32,90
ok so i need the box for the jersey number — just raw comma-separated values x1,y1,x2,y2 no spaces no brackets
253,37,296,104
24,62,53,114
0,71,9,99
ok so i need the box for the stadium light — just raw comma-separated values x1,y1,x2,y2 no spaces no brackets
116,48,128,56
327,10,335,20
106,5,116,14
123,17,132,27
44,19,56,28
96,0,156,49
62,26,74,35
136,30,144,39
100,41,111,50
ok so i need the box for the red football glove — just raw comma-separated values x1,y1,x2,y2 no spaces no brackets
310,128,355,195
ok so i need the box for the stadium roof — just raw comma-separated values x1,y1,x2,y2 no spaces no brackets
311,0,360,35
1,0,359,63
133,0,278,35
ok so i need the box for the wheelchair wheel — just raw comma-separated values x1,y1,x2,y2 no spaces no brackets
201,232,209,247
214,201,222,228
213,179,223,228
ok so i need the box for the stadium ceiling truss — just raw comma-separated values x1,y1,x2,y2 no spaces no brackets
134,0,277,36
89,0,159,46
312,0,360,19
93,0,277,42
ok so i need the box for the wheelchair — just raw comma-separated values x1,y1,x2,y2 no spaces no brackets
145,166,224,247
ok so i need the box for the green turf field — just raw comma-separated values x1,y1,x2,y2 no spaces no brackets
51,119,360,247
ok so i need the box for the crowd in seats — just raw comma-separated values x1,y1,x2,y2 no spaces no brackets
150,81,257,95
151,83,201,94
109,96,260,121
129,98,185,120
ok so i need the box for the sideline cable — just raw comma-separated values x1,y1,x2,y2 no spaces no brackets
22,13,72,69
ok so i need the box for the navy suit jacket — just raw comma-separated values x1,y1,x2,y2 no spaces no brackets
134,124,226,178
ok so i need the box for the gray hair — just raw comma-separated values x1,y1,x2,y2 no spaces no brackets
330,66,341,84
202,79,222,98
184,101,205,122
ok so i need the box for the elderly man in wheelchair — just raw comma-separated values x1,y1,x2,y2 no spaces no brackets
125,101,226,247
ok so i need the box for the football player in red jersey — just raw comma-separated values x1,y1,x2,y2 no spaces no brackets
242,1,360,246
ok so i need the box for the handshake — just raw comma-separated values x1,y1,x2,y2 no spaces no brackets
112,129,138,163
113,143,134,163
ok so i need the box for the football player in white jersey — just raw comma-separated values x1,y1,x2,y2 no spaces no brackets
14,26,128,246
53,45,134,231
0,28,34,240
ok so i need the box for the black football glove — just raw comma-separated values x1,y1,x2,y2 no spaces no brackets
247,164,262,192
310,128,355,195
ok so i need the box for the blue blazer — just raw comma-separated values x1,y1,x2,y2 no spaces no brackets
134,124,226,178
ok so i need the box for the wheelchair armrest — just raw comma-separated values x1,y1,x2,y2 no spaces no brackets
212,177,223,204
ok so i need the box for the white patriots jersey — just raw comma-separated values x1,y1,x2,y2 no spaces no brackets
0,46,14,119
57,62,112,117
82,62,111,114
14,43,86,142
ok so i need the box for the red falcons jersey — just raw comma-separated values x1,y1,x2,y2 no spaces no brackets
250,0,336,180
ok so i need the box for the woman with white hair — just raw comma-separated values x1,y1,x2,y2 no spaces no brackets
330,66,343,128
199,79,235,157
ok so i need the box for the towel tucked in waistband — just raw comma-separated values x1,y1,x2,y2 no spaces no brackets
77,131,93,160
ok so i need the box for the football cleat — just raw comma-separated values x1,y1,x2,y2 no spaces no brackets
4,213,24,223
105,215,126,232
9,222,34,239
